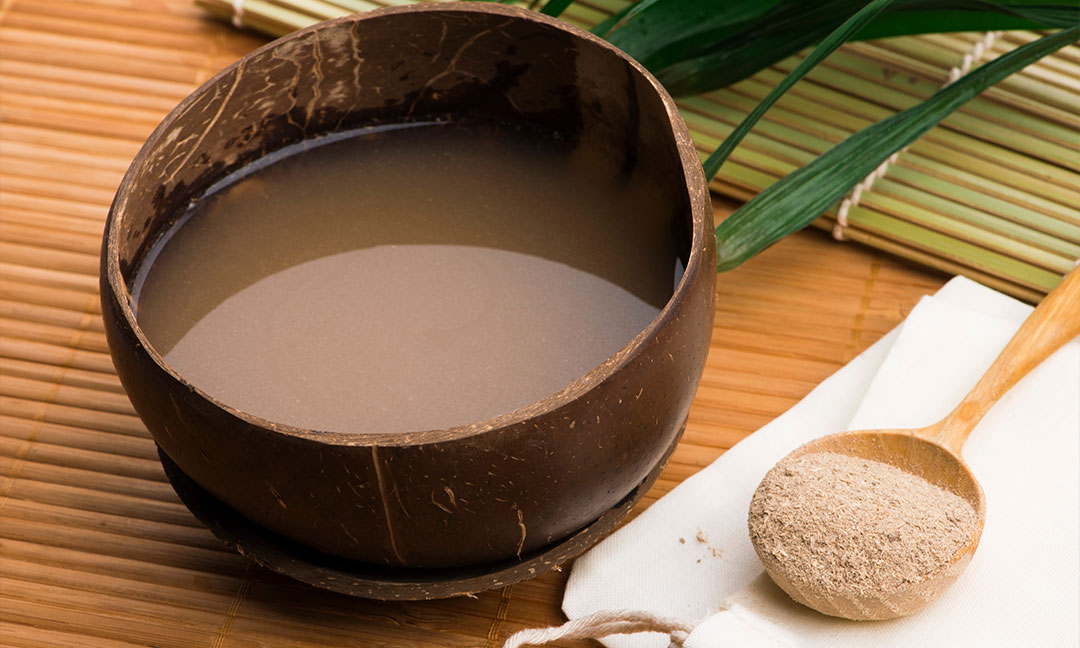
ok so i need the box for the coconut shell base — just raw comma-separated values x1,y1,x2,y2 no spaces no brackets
106,3,713,572
159,420,683,600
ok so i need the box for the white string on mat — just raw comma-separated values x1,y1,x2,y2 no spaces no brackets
231,0,246,29
832,30,1003,241
501,610,695,648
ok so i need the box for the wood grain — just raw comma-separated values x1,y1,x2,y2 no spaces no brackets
0,1,947,646
931,266,1080,452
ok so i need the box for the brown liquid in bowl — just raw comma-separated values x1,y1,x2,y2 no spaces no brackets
133,120,683,434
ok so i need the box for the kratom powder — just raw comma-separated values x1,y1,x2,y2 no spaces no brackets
748,451,979,601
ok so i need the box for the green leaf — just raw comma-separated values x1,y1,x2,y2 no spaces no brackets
606,0,781,70
610,0,1078,96
853,1,1079,38
538,0,575,17
713,26,1079,272
701,0,895,182
653,0,872,95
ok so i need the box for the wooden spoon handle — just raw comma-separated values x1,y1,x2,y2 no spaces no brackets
930,267,1080,453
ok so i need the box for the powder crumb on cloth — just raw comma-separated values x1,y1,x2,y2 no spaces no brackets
748,451,978,599
695,529,723,559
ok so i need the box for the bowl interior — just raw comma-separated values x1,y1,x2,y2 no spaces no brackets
108,4,704,439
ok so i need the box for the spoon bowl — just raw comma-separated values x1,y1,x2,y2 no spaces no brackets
757,429,985,620
751,266,1079,620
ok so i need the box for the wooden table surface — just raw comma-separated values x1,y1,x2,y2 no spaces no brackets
0,1,948,646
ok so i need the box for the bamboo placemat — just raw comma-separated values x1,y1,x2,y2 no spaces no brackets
3,1,947,646
199,0,1080,303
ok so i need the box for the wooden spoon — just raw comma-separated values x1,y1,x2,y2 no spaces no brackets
750,267,1080,621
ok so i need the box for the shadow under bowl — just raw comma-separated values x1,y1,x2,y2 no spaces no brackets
101,2,715,596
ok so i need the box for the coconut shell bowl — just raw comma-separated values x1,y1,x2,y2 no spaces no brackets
101,3,715,600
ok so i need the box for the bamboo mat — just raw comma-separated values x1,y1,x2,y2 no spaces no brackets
199,0,1080,302
0,1,950,646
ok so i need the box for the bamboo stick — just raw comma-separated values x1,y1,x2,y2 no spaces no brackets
0,374,133,416
0,536,240,591
0,571,497,648
0,285,101,324
0,414,156,461
682,91,1080,222
0,243,101,278
999,31,1080,69
0,579,231,646
0,318,108,354
702,72,1080,191
0,619,148,648
930,33,1080,95
0,337,114,375
0,59,191,104
0,436,163,483
902,140,1079,209
773,59,1080,154
714,69,1079,193
849,191,1075,273
0,278,102,315
864,37,1080,114
837,205,1061,290
0,122,143,160
682,96,1080,260
0,357,122,394
196,0,321,36
16,0,217,35
814,217,1045,302
769,56,1079,154
0,487,214,546
0,583,220,643
0,73,185,114
2,10,212,53
0,26,209,70
0,40,202,86
549,2,609,28
0,104,158,142
0,456,177,504
0,139,133,175
0,395,147,437
15,186,92,229
887,159,1079,228
697,369,818,401
860,180,1080,257
894,150,1079,229
264,0,353,22
819,47,1080,131
0,264,98,294
316,0,396,13
0,90,166,135
0,551,241,615
704,154,1075,293
708,284,887,332
0,472,197,529
2,187,113,219
1,200,109,226
0,221,105,255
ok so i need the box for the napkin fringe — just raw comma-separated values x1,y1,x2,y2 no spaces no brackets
501,610,694,648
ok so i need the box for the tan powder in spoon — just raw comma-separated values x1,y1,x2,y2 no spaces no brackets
748,451,979,601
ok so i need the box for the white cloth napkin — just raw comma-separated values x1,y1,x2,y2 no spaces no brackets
563,277,1079,647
